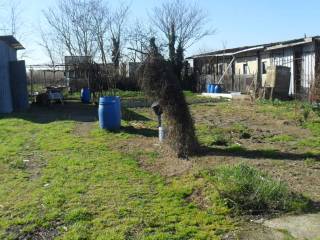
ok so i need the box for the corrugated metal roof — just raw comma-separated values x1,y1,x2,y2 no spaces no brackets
0,35,24,50
188,35,320,59
265,37,314,51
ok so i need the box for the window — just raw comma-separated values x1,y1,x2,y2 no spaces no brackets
243,63,248,75
262,62,267,74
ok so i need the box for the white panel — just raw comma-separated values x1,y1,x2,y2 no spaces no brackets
301,51,315,89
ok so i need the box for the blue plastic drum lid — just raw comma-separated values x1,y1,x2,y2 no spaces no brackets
99,96,120,104
98,96,121,131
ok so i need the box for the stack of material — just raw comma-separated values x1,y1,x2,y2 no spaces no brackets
264,66,291,99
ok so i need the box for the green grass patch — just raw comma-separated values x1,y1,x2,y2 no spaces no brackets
203,164,311,215
268,134,295,143
0,117,233,239
196,124,232,147
304,121,320,136
298,137,320,148
230,123,251,139
304,158,318,167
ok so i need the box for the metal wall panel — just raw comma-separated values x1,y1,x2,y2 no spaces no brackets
301,45,315,90
0,41,13,113
10,60,29,111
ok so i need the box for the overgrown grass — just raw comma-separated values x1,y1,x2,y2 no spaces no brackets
196,124,232,147
230,123,251,139
0,117,233,239
1,97,319,239
256,99,320,153
202,164,311,215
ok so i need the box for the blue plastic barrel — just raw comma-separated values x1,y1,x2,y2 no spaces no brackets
98,96,121,131
209,84,214,93
81,88,91,103
210,84,216,93
214,84,222,93
207,84,211,93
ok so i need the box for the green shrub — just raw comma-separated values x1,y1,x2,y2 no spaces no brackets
212,134,230,146
231,123,251,139
301,104,312,122
196,124,232,147
204,164,310,215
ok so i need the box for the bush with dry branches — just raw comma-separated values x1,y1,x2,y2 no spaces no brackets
140,38,199,158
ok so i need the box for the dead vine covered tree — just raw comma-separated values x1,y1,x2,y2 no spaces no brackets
141,38,199,158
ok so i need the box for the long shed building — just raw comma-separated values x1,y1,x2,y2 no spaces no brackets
188,36,320,100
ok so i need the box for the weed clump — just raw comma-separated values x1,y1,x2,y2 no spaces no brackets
140,38,199,158
204,164,311,215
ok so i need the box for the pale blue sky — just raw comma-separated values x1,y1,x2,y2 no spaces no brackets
10,0,320,64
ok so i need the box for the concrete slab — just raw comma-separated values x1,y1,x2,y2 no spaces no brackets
201,92,241,99
263,213,320,240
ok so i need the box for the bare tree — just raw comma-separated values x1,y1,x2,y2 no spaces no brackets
0,0,21,35
43,0,99,57
108,2,130,68
151,0,214,81
0,0,30,59
39,27,65,66
91,1,110,66
126,20,157,62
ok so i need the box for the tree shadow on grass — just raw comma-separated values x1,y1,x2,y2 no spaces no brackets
121,108,151,121
197,145,320,161
121,126,158,138
0,103,153,124
0,101,98,124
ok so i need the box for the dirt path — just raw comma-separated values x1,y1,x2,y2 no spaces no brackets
73,122,95,138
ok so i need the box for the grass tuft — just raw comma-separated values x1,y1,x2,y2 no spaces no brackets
203,164,311,215
268,134,294,143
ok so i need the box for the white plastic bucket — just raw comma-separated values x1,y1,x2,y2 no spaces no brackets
159,127,165,142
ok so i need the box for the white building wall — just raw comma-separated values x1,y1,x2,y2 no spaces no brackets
235,56,258,75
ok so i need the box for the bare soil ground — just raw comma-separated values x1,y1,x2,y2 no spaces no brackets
119,100,320,203
115,99,320,239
